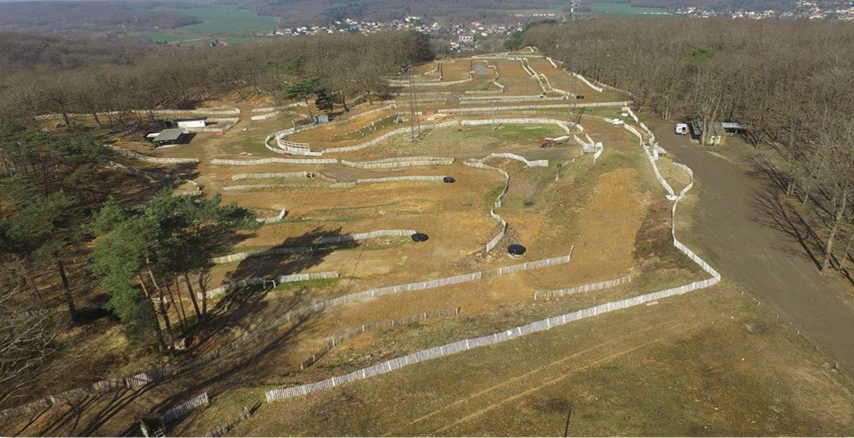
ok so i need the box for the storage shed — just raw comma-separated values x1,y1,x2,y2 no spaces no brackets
176,118,207,129
690,121,727,146
152,128,186,147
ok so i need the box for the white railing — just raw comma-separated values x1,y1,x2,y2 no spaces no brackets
211,158,338,166
202,272,340,300
264,120,722,404
535,274,633,299
300,308,460,370
160,392,209,423
256,208,287,224
340,156,454,169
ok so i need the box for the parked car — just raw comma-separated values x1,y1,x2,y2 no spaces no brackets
675,123,689,135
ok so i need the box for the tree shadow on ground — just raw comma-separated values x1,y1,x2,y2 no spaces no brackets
17,291,319,437
748,158,854,287
225,226,356,281
18,381,159,437
5,224,356,436
748,157,823,266
128,312,317,437
749,182,824,269
190,227,357,350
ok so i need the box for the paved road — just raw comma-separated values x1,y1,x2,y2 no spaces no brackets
653,123,854,376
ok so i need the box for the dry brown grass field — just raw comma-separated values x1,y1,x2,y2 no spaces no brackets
3,54,853,437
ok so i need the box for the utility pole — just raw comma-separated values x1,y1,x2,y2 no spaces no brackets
407,64,421,144
563,405,573,437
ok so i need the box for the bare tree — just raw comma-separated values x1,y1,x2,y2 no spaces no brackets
0,262,61,405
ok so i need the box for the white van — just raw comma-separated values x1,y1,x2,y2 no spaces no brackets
675,123,689,135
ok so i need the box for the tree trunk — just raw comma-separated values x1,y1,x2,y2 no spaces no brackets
147,267,161,292
822,191,847,273
137,273,151,297
92,112,102,128
838,227,854,271
340,91,349,112
56,257,75,319
304,97,314,120
137,274,167,352
198,270,208,316
171,277,188,332
158,288,176,356
22,267,46,305
184,272,201,319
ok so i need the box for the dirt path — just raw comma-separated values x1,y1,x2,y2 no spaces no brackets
652,121,854,376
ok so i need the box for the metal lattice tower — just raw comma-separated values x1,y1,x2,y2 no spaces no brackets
407,65,421,143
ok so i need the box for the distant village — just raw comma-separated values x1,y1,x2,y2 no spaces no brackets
264,16,522,51
676,0,854,21
260,0,854,48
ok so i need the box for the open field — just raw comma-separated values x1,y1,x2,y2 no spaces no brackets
4,52,852,437
146,33,199,43
212,285,854,436
151,5,279,34
589,2,673,17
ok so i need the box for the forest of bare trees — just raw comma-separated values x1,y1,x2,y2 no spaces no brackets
0,30,432,127
523,17,854,278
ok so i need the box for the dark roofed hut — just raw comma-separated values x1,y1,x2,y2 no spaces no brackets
152,128,185,147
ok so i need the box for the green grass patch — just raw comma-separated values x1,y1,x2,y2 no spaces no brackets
589,2,672,17
453,124,565,145
151,5,279,34
146,33,198,43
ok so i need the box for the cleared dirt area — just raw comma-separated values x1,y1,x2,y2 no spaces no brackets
436,59,474,82
527,57,625,103
5,54,853,438
3,107,668,435
485,58,545,96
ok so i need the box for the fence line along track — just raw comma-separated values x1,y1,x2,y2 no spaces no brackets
210,229,418,265
535,274,633,300
267,117,587,157
463,152,553,254
300,308,461,370
264,120,720,403
211,158,338,166
160,392,209,423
